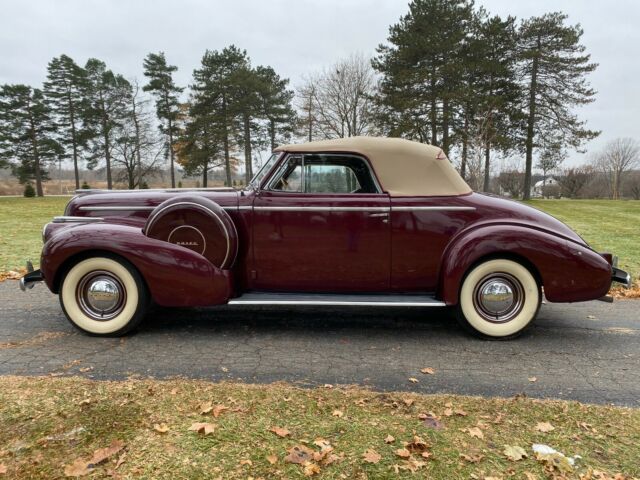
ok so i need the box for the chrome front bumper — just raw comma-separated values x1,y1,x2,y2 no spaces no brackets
19,261,43,291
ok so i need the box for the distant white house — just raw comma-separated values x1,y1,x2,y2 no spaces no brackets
531,177,559,197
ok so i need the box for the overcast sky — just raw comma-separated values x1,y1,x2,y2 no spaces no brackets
1,0,639,167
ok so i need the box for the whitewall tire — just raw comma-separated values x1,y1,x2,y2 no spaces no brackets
456,259,540,339
60,256,148,336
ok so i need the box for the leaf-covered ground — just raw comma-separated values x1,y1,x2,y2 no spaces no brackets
0,376,638,479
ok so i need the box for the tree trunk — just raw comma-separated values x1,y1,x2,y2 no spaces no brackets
243,112,252,184
483,143,491,192
269,119,276,151
202,160,208,188
442,97,450,155
99,95,112,189
460,108,469,180
168,118,175,188
27,108,44,197
68,94,80,190
132,97,142,188
430,94,437,146
222,96,232,187
523,38,540,201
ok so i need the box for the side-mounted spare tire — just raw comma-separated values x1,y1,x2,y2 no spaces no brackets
144,196,238,270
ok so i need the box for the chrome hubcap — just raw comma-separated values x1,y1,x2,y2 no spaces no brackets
473,273,524,323
77,271,126,321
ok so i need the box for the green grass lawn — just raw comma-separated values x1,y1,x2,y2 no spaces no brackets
0,196,638,279
0,376,638,479
0,196,70,273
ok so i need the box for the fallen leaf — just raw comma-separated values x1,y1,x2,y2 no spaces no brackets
444,408,454,417
269,426,291,438
266,454,278,465
503,445,528,461
0,464,6,475
535,422,555,433
535,452,573,473
384,434,395,444
523,472,537,480
170,388,178,395
285,445,314,464
455,408,468,416
198,401,213,414
153,423,169,433
239,459,252,466
212,405,228,418
420,367,435,374
332,409,344,417
188,422,215,435
528,377,538,382
395,448,411,458
460,453,484,463
466,427,484,439
362,449,381,464
402,398,415,407
64,459,90,477
88,440,125,466
303,461,321,476
406,435,429,453
408,377,419,383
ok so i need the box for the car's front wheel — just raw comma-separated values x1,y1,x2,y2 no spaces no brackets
456,258,540,339
60,256,148,336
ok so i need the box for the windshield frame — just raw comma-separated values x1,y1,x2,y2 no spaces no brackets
248,152,282,190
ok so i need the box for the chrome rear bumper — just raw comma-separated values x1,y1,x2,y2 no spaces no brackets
612,266,632,289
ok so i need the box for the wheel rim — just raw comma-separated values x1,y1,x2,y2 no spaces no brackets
76,270,127,321
472,272,524,323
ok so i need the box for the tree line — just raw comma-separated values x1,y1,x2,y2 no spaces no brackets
1,0,628,200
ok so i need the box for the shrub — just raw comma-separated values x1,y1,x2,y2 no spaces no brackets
23,183,35,197
81,181,91,189
178,181,183,188
140,181,149,189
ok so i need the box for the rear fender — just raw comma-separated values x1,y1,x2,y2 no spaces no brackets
438,225,611,304
41,223,232,307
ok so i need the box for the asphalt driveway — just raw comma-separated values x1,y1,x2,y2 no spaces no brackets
1,281,639,406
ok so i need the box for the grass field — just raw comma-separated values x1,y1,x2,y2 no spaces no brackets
1,196,638,280
0,376,638,479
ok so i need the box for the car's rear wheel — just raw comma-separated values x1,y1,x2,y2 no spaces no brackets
60,256,148,336
456,258,540,339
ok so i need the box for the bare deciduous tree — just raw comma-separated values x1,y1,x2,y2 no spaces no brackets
296,53,377,140
593,138,640,199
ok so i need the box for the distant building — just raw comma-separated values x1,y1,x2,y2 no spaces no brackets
531,177,559,198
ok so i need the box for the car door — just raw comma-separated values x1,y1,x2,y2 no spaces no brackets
251,153,391,292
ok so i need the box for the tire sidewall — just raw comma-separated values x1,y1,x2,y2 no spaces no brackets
60,256,146,336
459,259,540,338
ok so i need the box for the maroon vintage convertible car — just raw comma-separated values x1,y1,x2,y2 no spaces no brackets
20,137,630,338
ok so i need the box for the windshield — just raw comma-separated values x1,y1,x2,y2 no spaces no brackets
249,153,280,188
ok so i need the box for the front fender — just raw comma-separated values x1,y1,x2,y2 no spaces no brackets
40,223,232,307
438,225,612,305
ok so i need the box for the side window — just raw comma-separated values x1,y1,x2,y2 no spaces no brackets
304,155,378,194
269,156,303,192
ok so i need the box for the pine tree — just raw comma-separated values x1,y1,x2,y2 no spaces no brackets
256,66,295,151
191,46,247,186
518,12,599,200
84,58,131,189
0,85,62,196
373,0,474,153
143,52,184,188
43,54,89,190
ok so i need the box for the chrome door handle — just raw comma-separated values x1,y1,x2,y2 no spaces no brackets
368,212,389,217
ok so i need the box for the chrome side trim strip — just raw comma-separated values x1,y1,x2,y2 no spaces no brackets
392,206,476,212
253,206,390,212
52,216,105,223
76,187,236,194
229,299,446,307
79,206,155,212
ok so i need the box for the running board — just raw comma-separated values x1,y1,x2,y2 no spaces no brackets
228,292,446,307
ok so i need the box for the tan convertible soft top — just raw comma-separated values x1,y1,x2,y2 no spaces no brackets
274,136,471,197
